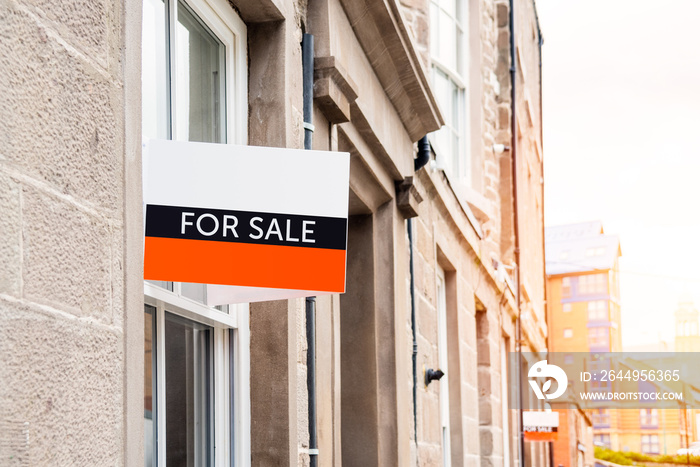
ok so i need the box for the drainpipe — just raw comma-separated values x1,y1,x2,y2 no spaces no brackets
408,216,418,443
535,8,546,346
537,26,546,353
414,135,431,171
536,3,543,149
529,6,551,464
508,1,526,466
409,135,430,445
536,9,548,466
302,33,319,467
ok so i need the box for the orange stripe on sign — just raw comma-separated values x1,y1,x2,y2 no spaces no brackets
144,237,346,293
524,431,558,442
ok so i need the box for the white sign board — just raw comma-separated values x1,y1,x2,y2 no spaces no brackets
523,411,560,442
523,411,560,428
143,139,350,304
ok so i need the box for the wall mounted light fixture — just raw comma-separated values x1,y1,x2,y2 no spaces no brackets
425,368,445,386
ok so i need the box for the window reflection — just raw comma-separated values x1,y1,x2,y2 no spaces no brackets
144,306,157,467
142,0,169,140
176,0,226,144
165,312,213,466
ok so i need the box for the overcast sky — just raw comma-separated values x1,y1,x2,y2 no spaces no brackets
535,0,700,349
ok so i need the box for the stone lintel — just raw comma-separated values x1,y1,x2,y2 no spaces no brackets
314,56,359,124
395,176,423,219
229,0,285,23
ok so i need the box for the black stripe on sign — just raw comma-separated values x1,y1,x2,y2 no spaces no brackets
145,204,347,250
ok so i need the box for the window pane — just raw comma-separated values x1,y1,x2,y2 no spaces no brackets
147,280,173,291
429,2,439,57
588,327,608,347
442,0,456,15
176,1,226,143
229,328,236,463
142,0,170,140
438,9,456,70
451,84,462,177
433,69,452,157
165,313,212,466
181,282,207,304
455,24,463,78
588,300,607,320
144,306,157,467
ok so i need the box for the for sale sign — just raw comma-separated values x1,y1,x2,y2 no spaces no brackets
143,139,349,304
523,411,559,442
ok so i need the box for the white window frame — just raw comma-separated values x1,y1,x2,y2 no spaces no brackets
594,434,611,448
642,434,659,454
436,267,452,467
142,0,250,464
587,300,607,321
500,338,511,467
167,0,247,144
561,277,571,297
579,273,607,295
429,0,471,189
585,247,605,257
587,327,607,348
640,408,658,427
145,290,251,467
593,409,610,426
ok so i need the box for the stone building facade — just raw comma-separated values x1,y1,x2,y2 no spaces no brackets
0,0,546,466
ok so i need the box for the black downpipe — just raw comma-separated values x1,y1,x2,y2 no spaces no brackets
536,11,547,378
537,15,549,467
414,135,431,171
303,34,314,151
302,33,319,467
508,2,526,467
409,135,427,442
306,296,318,464
408,217,418,443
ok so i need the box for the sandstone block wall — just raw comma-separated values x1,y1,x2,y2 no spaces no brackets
398,0,547,465
0,0,134,463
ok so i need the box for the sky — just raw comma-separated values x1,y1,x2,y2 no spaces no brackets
534,0,700,349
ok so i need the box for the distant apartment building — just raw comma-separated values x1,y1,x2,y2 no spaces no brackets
615,396,695,455
675,295,700,352
545,221,622,354
546,221,622,454
610,297,700,456
546,223,700,457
